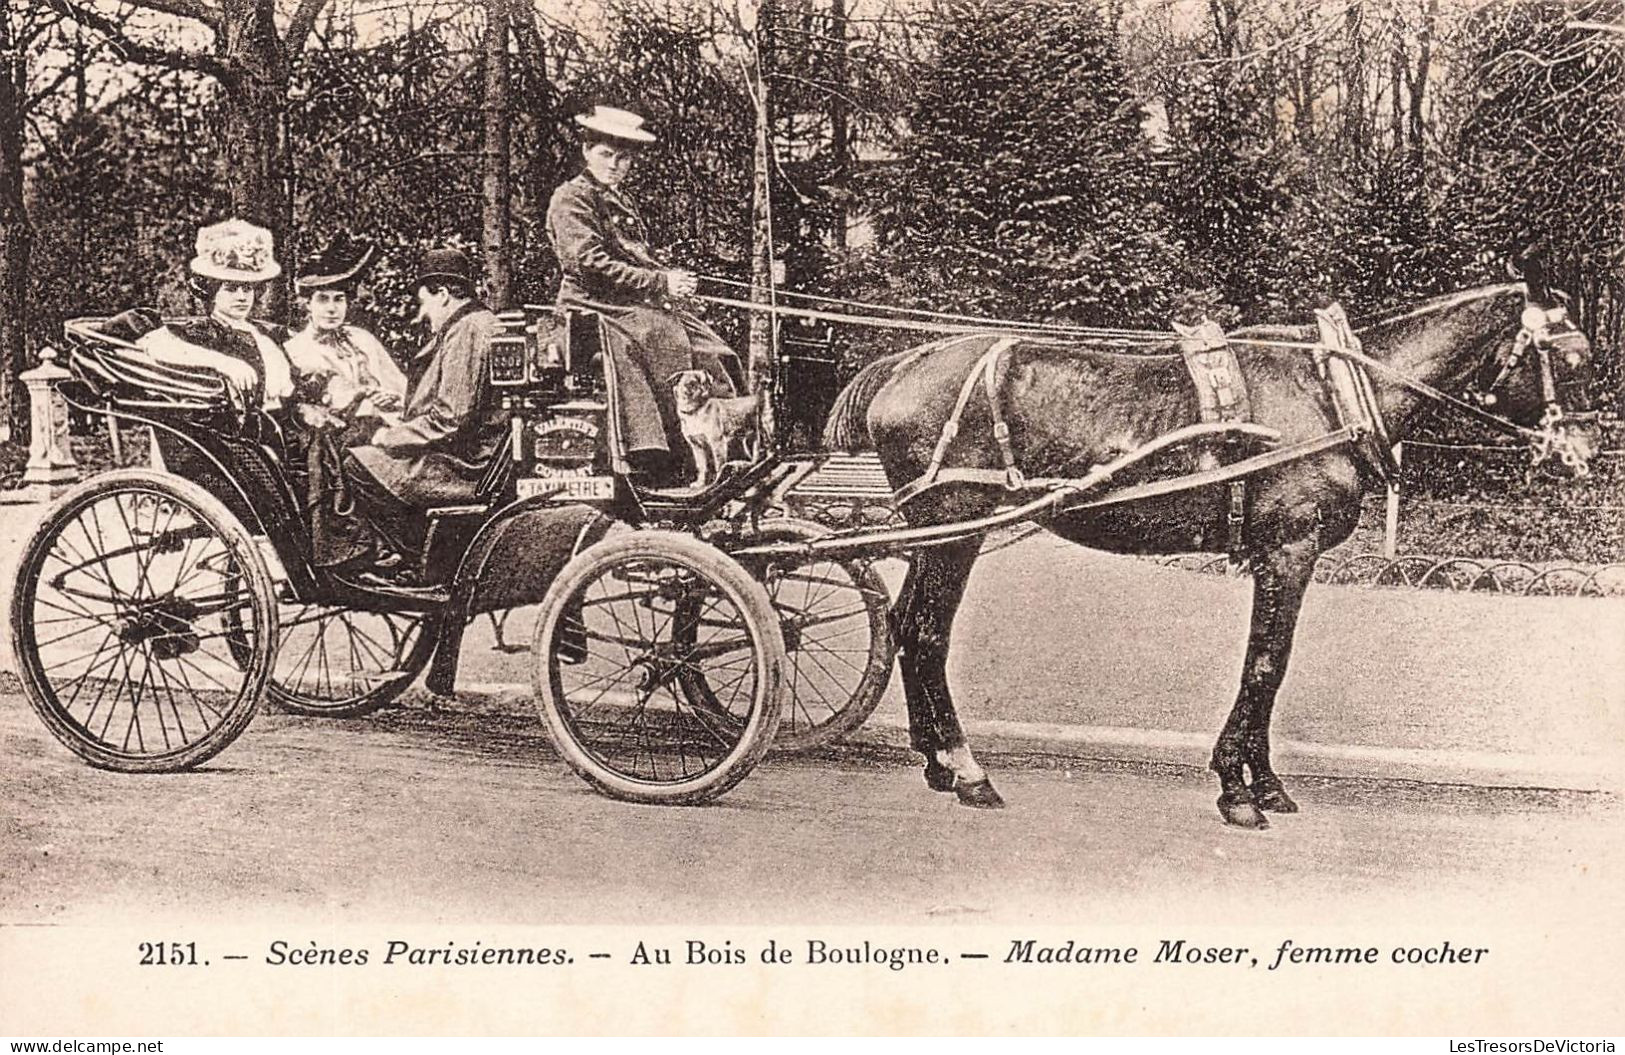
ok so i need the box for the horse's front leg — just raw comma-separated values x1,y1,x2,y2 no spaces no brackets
1211,536,1318,829
891,539,1004,809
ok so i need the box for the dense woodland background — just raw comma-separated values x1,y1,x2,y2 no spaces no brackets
2,0,1622,434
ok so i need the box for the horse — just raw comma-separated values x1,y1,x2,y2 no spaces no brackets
822,274,1597,828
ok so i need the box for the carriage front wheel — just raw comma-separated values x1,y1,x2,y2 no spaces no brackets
9,469,277,771
531,530,785,805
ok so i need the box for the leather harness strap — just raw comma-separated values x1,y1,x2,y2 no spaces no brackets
1175,319,1253,566
895,337,1021,505
1315,304,1398,482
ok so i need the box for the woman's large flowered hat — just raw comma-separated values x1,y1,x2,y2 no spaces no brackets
189,218,281,283
573,105,657,145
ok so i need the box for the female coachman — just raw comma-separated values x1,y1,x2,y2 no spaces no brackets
546,104,742,481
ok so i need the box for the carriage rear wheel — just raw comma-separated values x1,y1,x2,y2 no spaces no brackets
531,530,784,805
722,518,894,753
9,469,277,771
264,606,437,717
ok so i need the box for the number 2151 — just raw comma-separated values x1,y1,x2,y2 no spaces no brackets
138,941,199,966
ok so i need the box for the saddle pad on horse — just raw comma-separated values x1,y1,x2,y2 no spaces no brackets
1172,319,1252,471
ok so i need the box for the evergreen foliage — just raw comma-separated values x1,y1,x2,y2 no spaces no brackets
875,0,1181,325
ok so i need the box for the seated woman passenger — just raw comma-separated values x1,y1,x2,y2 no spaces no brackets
137,218,294,411
546,104,742,480
285,233,407,441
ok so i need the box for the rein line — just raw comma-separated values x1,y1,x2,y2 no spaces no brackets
692,283,1544,443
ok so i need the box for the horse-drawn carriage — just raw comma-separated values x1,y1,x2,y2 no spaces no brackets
8,305,894,805
8,270,1603,824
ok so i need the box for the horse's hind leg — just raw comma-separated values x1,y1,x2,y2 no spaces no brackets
891,538,1004,809
1211,536,1318,829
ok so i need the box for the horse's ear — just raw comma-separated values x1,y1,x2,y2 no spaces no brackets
1508,243,1550,290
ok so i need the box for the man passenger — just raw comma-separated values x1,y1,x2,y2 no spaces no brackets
341,248,503,581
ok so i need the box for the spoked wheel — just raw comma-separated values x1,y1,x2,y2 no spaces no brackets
9,470,277,771
728,518,894,753
532,530,784,805
265,605,436,717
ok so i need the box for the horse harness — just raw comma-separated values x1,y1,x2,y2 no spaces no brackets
1173,319,1253,564
891,307,1399,566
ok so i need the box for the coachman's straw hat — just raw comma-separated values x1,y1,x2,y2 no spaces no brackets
189,219,281,283
574,105,657,145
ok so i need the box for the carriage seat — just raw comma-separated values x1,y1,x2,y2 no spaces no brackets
64,314,237,412
416,437,517,584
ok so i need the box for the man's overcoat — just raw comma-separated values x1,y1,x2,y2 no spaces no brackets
348,302,503,505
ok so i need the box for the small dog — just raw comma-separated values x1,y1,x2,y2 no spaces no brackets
670,369,760,486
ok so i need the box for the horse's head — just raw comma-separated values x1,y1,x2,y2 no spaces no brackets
1464,277,1597,477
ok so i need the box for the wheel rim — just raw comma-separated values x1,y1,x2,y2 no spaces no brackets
768,558,883,738
547,551,769,789
267,606,435,715
18,482,269,766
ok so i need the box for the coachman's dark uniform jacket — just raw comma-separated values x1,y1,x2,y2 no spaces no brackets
546,172,740,459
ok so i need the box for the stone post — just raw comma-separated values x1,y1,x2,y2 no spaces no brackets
7,345,79,502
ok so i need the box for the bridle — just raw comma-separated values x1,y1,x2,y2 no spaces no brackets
1465,300,1594,475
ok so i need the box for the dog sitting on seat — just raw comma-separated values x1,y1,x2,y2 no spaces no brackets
669,369,759,486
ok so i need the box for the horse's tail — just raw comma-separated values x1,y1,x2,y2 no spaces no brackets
823,348,919,451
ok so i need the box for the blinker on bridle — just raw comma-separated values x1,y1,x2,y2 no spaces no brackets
1468,301,1592,475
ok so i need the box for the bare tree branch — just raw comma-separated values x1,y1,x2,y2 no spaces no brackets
284,0,329,52
127,0,222,30
43,0,237,83
1567,19,1625,37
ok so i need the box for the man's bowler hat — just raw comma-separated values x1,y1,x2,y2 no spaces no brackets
415,248,476,290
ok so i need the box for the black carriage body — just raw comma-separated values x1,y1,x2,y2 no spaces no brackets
29,312,894,797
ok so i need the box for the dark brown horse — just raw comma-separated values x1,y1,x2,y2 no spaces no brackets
823,278,1596,828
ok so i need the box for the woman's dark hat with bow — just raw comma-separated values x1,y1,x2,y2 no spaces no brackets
414,247,476,290
296,232,375,292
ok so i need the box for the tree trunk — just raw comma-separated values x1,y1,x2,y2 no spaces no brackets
829,0,847,252
217,0,293,317
1407,0,1438,170
0,9,31,440
481,0,512,309
748,2,775,390
509,0,562,257
1342,2,1365,155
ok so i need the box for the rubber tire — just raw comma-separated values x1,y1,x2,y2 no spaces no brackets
531,530,785,805
265,606,437,718
10,469,277,772
728,518,894,753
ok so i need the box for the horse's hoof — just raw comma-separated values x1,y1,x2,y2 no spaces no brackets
924,760,956,792
955,778,1006,809
1254,786,1299,813
1218,797,1269,830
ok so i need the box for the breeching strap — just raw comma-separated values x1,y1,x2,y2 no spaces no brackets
894,337,1022,505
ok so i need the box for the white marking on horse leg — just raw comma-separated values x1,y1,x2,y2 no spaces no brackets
934,744,986,783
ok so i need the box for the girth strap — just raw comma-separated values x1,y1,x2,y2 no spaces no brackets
1174,319,1253,567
